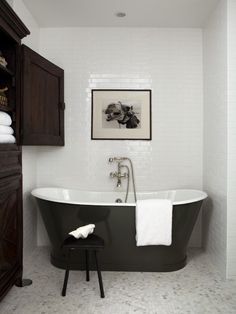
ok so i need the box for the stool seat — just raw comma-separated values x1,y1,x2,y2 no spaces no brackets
62,234,104,249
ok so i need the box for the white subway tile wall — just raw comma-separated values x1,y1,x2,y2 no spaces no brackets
21,148,37,257
227,0,236,278
203,0,228,277
36,27,203,246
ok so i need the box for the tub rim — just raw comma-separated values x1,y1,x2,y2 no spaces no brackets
31,187,207,207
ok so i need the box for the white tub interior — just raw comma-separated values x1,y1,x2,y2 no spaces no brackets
32,187,207,206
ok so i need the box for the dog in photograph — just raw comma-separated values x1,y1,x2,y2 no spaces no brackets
105,101,140,128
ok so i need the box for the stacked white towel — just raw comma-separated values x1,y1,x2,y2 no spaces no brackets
69,224,95,239
0,111,15,143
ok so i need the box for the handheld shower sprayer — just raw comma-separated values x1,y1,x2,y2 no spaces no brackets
108,157,128,163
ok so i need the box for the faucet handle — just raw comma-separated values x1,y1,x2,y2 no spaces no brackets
110,172,116,178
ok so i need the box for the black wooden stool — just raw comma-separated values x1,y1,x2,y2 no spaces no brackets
61,234,105,298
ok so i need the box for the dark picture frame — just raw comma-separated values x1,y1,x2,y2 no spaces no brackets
91,89,152,140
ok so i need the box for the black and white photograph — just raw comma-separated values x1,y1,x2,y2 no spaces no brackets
91,89,151,140
102,101,141,129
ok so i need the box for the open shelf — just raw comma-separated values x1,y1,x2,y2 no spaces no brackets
0,104,13,112
0,64,14,77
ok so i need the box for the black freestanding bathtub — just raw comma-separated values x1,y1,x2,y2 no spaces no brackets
32,188,207,272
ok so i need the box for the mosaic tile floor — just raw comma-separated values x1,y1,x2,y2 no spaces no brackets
0,248,236,314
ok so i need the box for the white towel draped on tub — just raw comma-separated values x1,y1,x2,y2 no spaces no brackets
0,134,16,143
0,125,14,134
69,224,95,239
136,199,173,246
0,111,12,126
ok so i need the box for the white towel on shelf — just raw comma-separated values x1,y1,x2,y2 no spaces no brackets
0,111,12,126
0,134,16,143
0,125,14,135
69,224,95,239
136,199,173,246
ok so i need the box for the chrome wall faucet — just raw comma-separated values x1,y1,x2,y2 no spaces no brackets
109,160,128,187
108,157,137,203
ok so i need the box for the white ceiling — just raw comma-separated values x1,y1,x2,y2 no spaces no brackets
22,0,219,28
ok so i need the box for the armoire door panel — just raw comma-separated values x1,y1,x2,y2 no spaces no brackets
0,175,22,283
21,45,64,145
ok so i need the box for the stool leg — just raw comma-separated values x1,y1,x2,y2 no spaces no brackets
85,250,90,281
62,249,70,296
94,250,105,298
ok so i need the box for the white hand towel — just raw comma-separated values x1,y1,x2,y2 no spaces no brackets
0,125,14,135
136,199,173,246
0,134,16,143
69,224,95,239
0,111,12,126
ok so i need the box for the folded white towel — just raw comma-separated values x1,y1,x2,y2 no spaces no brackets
0,125,14,135
136,199,173,246
0,111,12,126
0,134,16,143
69,224,95,239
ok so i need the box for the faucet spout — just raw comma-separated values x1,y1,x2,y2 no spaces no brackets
117,178,122,188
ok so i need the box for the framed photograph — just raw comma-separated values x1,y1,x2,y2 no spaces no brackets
91,89,152,140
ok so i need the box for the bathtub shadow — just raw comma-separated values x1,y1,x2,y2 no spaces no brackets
77,206,112,244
